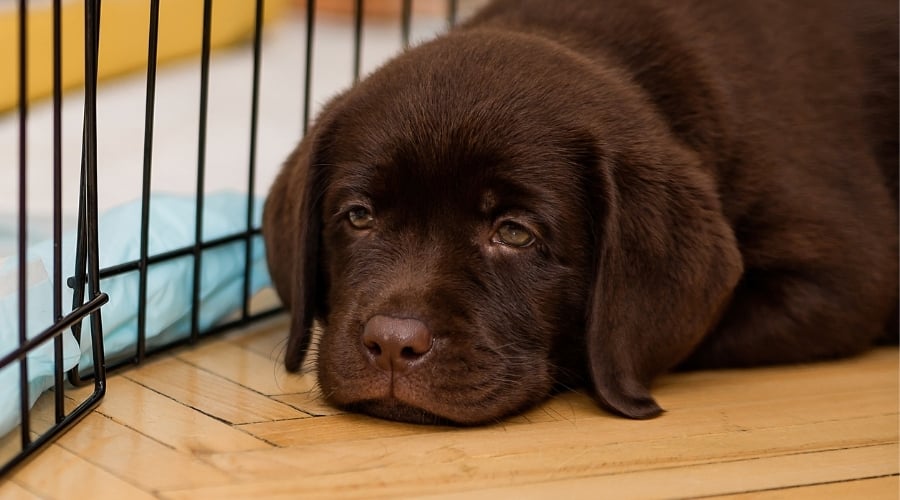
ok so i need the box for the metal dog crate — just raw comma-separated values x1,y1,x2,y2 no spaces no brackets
2,0,461,477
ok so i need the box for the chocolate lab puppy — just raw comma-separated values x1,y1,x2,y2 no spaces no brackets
263,0,898,424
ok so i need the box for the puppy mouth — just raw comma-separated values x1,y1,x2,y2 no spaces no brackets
325,367,543,426
328,373,502,425
317,321,555,425
342,385,520,426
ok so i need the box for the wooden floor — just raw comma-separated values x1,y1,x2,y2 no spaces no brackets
3,314,898,499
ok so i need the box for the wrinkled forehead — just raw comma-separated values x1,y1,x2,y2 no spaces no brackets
320,112,592,222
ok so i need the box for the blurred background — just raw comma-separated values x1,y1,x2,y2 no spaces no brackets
0,0,486,256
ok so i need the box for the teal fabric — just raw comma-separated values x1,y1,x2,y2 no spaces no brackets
0,192,272,436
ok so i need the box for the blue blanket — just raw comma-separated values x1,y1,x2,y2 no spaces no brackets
0,192,272,436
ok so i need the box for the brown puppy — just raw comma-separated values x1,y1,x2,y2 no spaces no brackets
263,0,898,425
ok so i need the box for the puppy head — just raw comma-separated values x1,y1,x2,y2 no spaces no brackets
263,30,742,424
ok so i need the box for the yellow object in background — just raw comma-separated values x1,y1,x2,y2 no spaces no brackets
0,0,289,113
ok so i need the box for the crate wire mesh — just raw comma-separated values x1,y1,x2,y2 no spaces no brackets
2,0,463,476
0,0,107,476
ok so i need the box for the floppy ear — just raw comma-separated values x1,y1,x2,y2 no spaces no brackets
263,104,344,373
587,147,743,418
263,139,323,372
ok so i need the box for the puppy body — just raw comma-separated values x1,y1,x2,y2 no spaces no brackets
264,0,898,424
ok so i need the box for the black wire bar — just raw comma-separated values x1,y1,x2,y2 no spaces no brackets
51,0,65,426
353,0,364,83
303,0,316,134
448,0,459,26
244,0,265,320
135,0,161,365
401,0,412,48
16,0,31,452
190,0,214,344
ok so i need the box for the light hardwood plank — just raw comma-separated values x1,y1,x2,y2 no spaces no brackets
64,379,106,403
125,356,306,425
23,389,76,437
0,480,42,500
0,426,23,469
11,443,155,500
160,431,896,499
422,444,900,500
246,288,284,317
176,339,316,396
236,411,450,446
654,349,898,411
222,314,290,359
711,474,899,499
271,391,345,417
504,391,601,424
54,411,234,491
96,376,271,454
0,389,83,471
177,411,896,497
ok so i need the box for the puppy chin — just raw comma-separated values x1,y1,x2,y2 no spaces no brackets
321,365,548,426
342,395,527,426
327,382,513,426
343,399,459,426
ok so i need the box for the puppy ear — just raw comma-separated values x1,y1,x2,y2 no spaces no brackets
263,139,322,372
587,147,743,419
263,104,343,373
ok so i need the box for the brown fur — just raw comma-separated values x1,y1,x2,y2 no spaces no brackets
263,0,898,424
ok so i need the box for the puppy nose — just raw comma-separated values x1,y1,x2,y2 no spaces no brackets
363,315,433,374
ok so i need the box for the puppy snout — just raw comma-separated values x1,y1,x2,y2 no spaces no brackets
363,315,433,374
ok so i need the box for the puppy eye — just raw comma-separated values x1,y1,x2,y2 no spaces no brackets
494,221,535,248
347,206,374,229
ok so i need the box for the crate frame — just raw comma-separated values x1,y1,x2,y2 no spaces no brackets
2,0,460,478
